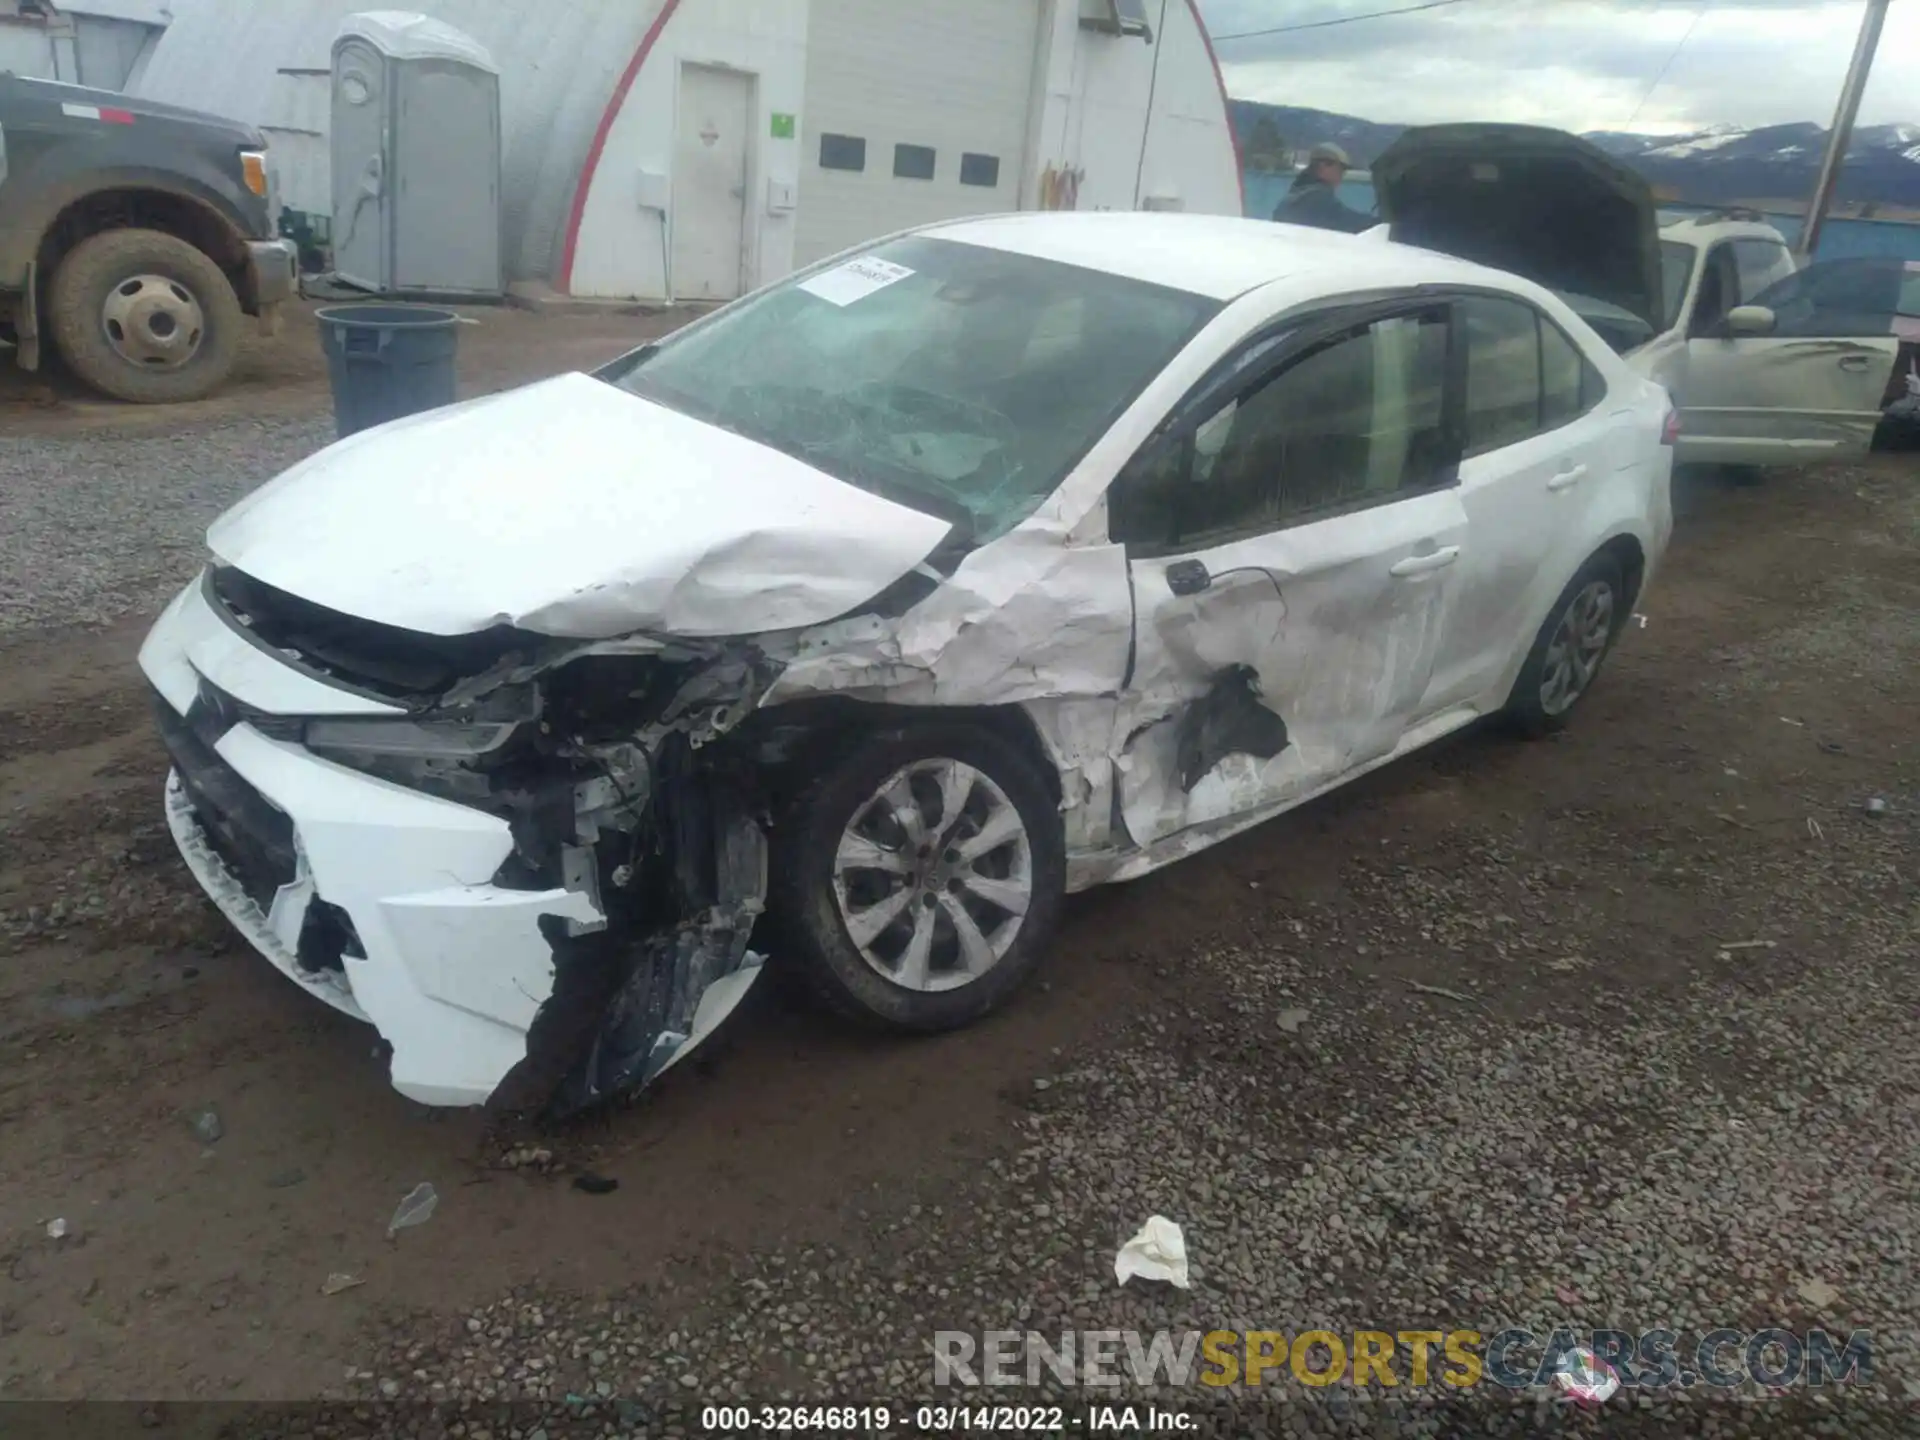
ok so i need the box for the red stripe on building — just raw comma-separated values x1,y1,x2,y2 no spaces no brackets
557,0,685,295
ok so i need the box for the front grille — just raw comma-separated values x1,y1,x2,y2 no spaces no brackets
207,566,531,699
152,685,298,911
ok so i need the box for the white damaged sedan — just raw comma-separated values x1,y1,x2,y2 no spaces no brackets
140,211,1674,1112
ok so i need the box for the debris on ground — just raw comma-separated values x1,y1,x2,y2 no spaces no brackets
185,1105,223,1145
500,1146,555,1172
1796,1276,1841,1309
320,1273,365,1296
1276,1008,1310,1034
1115,1215,1191,1289
1863,797,1890,817
45,1218,68,1241
1406,980,1477,1004
387,1183,439,1238
572,1173,620,1196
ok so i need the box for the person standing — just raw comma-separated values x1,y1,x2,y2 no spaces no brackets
1271,142,1375,234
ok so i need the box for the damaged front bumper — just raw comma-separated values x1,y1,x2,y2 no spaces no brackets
138,574,767,1111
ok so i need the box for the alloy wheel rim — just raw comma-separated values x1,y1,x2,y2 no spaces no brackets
1539,580,1616,716
832,758,1033,992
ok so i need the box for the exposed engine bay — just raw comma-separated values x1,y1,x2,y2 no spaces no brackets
185,565,831,1117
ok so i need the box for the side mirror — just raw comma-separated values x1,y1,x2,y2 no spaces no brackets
1726,305,1776,337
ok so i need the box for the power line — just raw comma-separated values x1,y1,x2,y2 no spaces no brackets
1211,0,1479,42
1626,2,1712,126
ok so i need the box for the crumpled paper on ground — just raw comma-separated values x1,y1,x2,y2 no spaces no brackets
1114,1215,1191,1288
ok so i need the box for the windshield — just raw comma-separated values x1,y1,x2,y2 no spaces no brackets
1661,240,1697,330
605,236,1219,542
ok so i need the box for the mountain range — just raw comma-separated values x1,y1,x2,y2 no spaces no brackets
1229,102,1920,211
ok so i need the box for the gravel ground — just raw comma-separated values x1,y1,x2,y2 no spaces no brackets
324,805,1919,1437
1,359,1914,1436
0,416,332,630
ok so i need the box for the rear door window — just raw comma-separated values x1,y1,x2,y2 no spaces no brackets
1462,297,1541,455
1464,296,1606,448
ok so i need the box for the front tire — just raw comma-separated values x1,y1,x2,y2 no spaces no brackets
769,724,1065,1032
48,228,242,404
1505,553,1626,738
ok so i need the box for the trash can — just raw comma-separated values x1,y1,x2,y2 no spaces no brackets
316,304,461,438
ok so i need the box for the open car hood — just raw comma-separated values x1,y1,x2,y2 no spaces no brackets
206,372,955,641
1373,123,1665,334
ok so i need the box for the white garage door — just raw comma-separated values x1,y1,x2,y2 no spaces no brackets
794,0,1042,268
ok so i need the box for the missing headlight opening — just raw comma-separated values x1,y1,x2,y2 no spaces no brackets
411,638,784,1118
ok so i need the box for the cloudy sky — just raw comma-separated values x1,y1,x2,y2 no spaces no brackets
1197,0,1920,134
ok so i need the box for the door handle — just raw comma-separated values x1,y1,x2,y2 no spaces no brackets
1837,354,1872,372
1389,545,1460,578
1547,463,1588,492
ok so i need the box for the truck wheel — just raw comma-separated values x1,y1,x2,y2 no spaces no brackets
48,228,242,404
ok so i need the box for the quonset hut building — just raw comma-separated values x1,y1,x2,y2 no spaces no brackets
126,0,1245,303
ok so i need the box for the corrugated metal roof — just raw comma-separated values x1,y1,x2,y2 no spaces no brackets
131,0,669,283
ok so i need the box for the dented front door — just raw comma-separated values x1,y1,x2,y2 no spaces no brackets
1106,304,1470,850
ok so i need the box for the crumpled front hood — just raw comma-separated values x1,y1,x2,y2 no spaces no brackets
1373,123,1664,333
207,373,954,640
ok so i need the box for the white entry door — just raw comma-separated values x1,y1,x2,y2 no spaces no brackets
672,64,753,303
794,0,1041,268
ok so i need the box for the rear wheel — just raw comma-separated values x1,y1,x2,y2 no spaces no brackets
1505,553,1626,738
48,228,242,403
770,724,1065,1032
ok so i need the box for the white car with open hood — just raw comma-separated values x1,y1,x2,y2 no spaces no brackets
1370,124,1907,467
140,210,1675,1111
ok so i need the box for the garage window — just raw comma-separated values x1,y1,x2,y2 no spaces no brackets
894,143,936,181
819,134,866,172
960,153,1001,188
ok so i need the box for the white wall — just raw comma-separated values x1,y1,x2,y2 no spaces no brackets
1,6,163,88
0,10,72,80
568,0,1241,300
134,0,673,284
1025,0,1241,216
569,0,807,301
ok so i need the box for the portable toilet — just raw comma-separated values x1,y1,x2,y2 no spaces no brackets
329,11,502,297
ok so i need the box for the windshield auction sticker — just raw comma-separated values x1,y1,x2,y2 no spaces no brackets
799,257,915,306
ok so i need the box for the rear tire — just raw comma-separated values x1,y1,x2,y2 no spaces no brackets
48,228,242,404
1505,553,1627,738
769,723,1065,1033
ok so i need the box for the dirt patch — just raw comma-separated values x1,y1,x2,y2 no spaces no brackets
0,298,694,437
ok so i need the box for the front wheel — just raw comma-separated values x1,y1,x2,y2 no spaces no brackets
47,228,243,403
1505,553,1626,738
769,724,1065,1032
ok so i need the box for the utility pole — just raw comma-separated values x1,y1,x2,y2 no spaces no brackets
1797,0,1892,261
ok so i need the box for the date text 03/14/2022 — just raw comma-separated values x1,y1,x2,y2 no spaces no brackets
699,1404,1198,1431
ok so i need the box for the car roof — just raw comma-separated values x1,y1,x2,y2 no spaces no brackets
1657,216,1790,246
918,210,1528,302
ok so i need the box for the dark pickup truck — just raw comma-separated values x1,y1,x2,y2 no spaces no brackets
0,72,298,403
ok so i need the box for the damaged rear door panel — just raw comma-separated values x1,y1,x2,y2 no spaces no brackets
1105,300,1470,850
